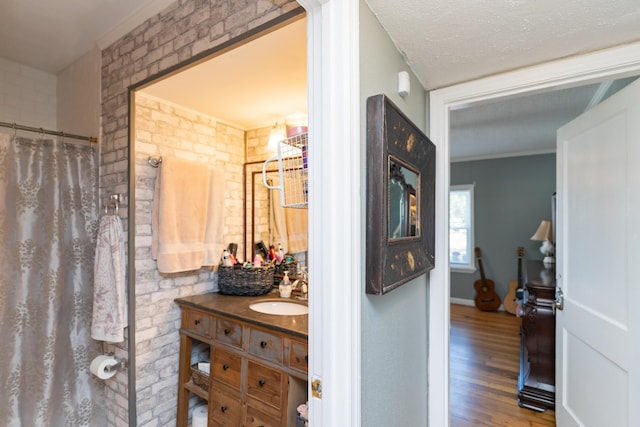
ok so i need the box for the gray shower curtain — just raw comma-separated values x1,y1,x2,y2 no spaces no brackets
0,133,105,426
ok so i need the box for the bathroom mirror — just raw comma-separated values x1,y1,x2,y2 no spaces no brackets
244,161,276,262
244,161,308,273
365,94,436,295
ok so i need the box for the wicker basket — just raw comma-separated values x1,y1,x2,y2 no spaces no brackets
190,364,209,391
218,265,274,296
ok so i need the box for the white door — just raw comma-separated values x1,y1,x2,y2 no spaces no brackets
556,78,640,426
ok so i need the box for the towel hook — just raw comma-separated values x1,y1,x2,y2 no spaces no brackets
148,156,162,168
105,194,120,216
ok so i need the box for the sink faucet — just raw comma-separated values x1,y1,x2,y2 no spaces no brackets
292,267,309,300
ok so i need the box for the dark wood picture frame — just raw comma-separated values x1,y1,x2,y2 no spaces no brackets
366,94,436,295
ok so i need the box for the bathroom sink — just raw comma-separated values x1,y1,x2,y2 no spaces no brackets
249,300,308,316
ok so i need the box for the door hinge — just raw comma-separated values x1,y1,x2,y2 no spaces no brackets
311,377,322,399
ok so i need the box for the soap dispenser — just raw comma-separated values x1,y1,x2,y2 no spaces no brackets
279,271,292,298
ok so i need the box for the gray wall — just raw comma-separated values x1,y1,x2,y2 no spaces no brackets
450,153,556,301
360,1,429,425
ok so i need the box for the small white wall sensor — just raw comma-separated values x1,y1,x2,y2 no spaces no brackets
398,71,410,98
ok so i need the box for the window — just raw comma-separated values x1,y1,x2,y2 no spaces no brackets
449,184,475,272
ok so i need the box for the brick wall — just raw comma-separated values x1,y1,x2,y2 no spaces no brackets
99,1,301,425
133,92,245,425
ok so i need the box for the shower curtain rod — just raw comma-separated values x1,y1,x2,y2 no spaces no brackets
0,121,98,143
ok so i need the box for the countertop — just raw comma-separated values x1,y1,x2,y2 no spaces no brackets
174,291,308,339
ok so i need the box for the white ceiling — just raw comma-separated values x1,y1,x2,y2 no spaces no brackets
139,18,308,130
2,0,640,160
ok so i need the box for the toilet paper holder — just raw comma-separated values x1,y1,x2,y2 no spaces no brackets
104,354,128,373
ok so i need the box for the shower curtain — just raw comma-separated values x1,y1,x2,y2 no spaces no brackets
0,134,105,426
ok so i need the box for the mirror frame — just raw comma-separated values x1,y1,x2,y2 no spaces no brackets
243,161,279,263
365,94,436,295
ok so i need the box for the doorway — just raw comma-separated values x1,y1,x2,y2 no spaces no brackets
430,43,640,426
127,14,308,423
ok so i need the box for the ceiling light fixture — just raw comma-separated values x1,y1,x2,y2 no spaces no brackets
268,122,286,151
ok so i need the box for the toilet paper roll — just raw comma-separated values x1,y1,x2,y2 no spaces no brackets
192,405,208,427
90,355,118,380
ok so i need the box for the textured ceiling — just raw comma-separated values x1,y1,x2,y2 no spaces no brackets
450,77,637,161
2,0,640,160
0,0,172,73
364,0,640,90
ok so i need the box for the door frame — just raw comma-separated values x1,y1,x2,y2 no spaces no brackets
298,0,362,426
429,41,640,426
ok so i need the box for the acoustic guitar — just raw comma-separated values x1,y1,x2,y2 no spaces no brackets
473,247,501,311
503,247,524,315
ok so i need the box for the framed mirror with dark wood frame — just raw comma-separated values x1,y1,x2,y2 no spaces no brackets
365,94,436,295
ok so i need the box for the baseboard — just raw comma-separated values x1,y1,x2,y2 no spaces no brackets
450,297,475,307
450,297,504,311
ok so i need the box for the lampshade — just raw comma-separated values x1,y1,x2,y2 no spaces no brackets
531,219,555,264
530,220,552,242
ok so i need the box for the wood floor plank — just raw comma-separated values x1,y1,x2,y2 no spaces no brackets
450,304,556,427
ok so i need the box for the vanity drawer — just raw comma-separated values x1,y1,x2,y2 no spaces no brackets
210,385,242,427
246,360,283,408
183,309,212,337
215,318,243,349
212,347,242,389
245,404,281,427
288,339,308,373
248,328,283,364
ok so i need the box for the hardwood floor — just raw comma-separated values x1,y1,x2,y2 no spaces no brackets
450,304,556,427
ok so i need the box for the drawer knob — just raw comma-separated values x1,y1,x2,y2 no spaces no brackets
194,319,200,325
220,406,228,413
258,379,266,387
260,341,268,348
222,364,229,371
224,328,231,335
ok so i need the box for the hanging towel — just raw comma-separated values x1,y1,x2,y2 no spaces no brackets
203,168,225,265
91,215,127,342
151,156,224,273
270,179,308,254
285,207,308,254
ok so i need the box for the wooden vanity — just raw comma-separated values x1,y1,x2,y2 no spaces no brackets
175,292,308,427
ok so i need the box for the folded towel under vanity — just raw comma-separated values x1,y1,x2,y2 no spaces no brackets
151,156,224,273
92,214,127,342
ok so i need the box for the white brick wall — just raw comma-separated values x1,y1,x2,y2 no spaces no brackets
100,1,302,425
133,93,245,425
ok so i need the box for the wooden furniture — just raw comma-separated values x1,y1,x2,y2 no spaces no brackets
175,293,308,427
517,261,556,411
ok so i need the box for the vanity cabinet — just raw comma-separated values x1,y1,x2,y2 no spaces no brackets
517,261,556,411
175,294,308,427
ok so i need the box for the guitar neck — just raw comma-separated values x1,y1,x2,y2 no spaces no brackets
478,258,487,282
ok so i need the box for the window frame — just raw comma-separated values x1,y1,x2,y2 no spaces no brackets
449,184,476,273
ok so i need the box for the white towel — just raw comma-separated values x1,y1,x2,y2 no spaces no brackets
151,156,224,273
91,215,127,343
270,186,308,254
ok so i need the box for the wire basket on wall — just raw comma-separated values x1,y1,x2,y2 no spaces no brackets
262,133,308,208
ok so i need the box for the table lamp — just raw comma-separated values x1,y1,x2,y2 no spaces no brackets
530,220,555,265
